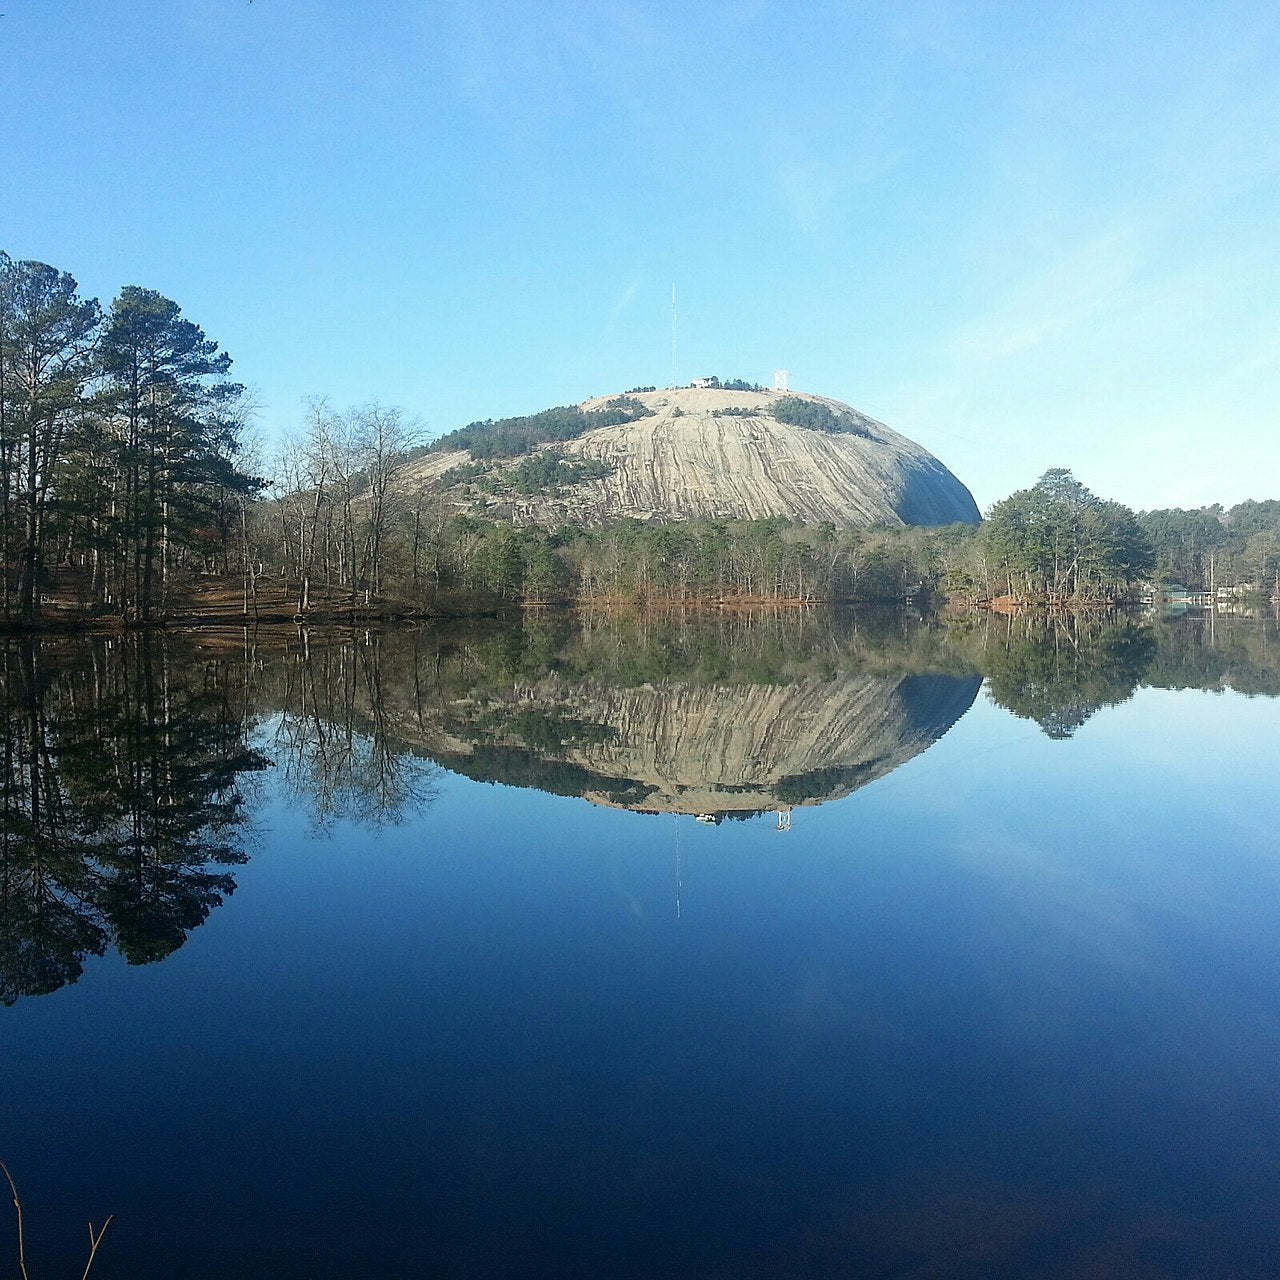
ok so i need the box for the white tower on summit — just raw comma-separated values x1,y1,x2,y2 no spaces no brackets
772,369,790,393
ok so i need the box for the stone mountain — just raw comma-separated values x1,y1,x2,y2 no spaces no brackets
403,386,980,528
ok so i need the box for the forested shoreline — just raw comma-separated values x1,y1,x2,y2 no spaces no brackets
3,250,1278,628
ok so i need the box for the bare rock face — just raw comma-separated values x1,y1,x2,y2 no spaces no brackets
406,388,980,528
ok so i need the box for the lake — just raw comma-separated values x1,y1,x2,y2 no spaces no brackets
2,609,1278,1279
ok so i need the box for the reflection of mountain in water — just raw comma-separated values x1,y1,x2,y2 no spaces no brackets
417,670,981,815
372,610,1277,807
4,608,1276,1003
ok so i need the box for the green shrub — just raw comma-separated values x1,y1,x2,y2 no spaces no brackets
771,396,873,439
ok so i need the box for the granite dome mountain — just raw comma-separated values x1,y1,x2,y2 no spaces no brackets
405,386,980,528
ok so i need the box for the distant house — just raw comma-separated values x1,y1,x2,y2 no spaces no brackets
1140,583,1212,607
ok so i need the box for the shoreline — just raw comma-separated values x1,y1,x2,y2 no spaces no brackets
0,595,1160,636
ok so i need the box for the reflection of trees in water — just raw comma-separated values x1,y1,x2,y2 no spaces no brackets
0,636,268,1003
413,607,987,694
0,646,106,999
978,611,1280,737
1142,613,1280,697
269,632,440,833
4,610,1274,1001
980,615,1157,738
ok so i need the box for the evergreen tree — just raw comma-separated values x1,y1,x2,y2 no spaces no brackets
0,255,101,621
983,469,1153,600
98,286,245,617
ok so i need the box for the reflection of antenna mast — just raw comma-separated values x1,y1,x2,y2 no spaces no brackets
670,284,677,388
674,814,683,919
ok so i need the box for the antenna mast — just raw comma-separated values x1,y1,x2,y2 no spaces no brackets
670,284,677,388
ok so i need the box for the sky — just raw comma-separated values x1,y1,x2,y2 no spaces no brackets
2,0,1277,512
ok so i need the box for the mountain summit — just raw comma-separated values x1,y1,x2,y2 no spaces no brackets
407,386,979,528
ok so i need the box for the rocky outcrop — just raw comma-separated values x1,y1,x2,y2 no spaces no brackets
405,387,979,528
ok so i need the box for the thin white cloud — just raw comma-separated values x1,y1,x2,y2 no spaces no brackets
608,277,642,326
948,225,1145,366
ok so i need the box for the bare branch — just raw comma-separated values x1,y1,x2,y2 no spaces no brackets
0,1160,30,1280
81,1215,114,1280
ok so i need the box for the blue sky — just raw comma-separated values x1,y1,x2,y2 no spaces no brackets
3,0,1277,512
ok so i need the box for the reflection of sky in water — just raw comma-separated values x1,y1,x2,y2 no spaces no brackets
4,670,1279,1277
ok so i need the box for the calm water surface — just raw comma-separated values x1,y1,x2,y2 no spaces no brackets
2,611,1278,1279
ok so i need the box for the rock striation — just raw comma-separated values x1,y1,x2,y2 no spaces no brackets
405,387,980,528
